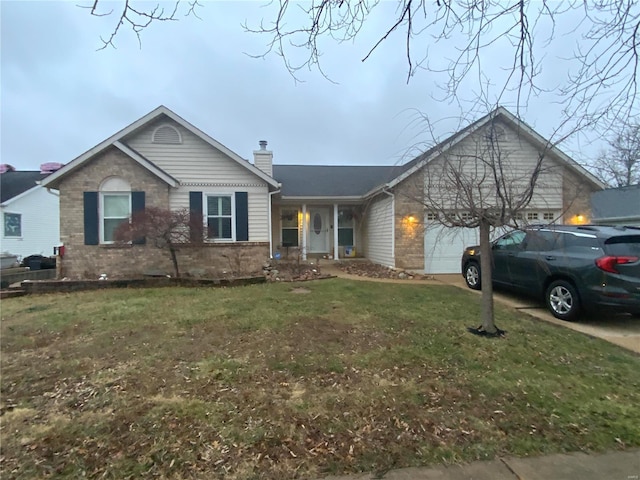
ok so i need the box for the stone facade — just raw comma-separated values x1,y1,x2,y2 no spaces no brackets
393,172,425,270
58,148,269,279
562,166,598,222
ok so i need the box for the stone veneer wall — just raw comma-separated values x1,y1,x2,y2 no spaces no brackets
58,147,269,279
393,172,425,270
562,167,600,222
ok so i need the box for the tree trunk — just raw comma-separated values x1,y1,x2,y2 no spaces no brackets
479,217,496,333
169,245,180,278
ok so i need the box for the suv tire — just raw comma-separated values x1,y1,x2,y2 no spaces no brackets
546,280,580,321
464,262,481,290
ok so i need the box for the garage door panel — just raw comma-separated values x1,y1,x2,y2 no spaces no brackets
424,225,481,274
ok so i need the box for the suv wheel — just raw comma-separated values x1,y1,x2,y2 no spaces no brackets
546,280,580,321
464,262,481,290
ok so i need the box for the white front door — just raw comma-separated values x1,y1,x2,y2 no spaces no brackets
309,208,330,253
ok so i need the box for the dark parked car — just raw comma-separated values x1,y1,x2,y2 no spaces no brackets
461,225,640,321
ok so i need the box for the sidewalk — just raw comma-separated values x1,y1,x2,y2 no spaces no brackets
314,448,640,480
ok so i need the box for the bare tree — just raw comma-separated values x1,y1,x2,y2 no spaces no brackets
114,206,203,278
82,1,639,133
591,122,640,187
399,109,576,334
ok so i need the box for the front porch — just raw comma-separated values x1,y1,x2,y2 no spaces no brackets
271,203,362,261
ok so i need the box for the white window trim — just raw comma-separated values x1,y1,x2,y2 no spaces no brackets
3,212,22,238
100,192,132,244
205,193,235,242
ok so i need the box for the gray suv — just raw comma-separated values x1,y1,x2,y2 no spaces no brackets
461,225,640,321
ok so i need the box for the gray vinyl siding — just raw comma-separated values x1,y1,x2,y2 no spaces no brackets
124,119,271,241
365,195,394,267
425,123,564,212
125,119,262,185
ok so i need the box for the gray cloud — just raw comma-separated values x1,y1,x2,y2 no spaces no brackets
0,1,624,172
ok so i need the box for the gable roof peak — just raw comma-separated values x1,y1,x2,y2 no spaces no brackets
41,105,279,190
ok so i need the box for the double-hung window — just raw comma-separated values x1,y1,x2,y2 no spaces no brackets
281,209,299,246
101,193,131,243
98,177,132,244
337,208,354,246
207,195,233,240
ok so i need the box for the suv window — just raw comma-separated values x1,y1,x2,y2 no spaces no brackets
494,230,526,250
560,233,602,253
604,235,640,256
524,230,558,251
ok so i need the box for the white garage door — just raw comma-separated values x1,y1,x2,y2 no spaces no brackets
424,224,479,274
423,210,559,273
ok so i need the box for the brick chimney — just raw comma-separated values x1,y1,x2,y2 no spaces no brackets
253,140,273,177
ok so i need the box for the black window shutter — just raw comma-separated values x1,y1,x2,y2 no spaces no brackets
131,191,146,245
83,192,99,245
235,192,249,241
189,191,203,242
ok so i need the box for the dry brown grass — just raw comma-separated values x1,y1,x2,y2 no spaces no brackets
2,280,639,479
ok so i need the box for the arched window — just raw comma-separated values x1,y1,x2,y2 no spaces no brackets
152,124,182,144
100,177,131,243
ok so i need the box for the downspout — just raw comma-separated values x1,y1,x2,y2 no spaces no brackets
382,187,395,267
302,204,307,261
268,186,282,258
333,203,339,260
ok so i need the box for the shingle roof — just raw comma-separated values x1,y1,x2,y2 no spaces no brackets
1,171,48,203
591,184,640,220
272,165,404,197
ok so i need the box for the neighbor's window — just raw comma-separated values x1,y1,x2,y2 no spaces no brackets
338,208,355,246
207,195,233,240
281,209,299,246
100,177,131,243
527,212,539,221
543,212,555,221
3,213,21,237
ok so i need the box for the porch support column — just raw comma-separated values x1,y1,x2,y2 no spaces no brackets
302,204,307,261
333,204,339,260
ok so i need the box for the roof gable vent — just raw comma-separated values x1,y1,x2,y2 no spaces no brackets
152,124,182,144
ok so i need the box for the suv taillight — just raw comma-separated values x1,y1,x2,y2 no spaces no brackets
595,256,639,273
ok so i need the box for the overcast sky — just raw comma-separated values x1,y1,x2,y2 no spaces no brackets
0,1,624,172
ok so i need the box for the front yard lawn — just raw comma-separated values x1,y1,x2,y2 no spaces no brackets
1,279,639,479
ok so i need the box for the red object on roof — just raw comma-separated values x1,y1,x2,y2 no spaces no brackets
40,162,64,173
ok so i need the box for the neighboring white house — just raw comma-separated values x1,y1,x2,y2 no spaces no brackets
0,166,62,260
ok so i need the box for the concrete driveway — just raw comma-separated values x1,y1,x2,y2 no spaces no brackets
435,274,640,354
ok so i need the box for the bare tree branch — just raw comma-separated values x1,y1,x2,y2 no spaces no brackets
79,0,202,50
589,121,640,187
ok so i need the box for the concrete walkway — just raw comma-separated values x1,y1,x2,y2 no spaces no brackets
315,263,640,479
315,448,640,480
